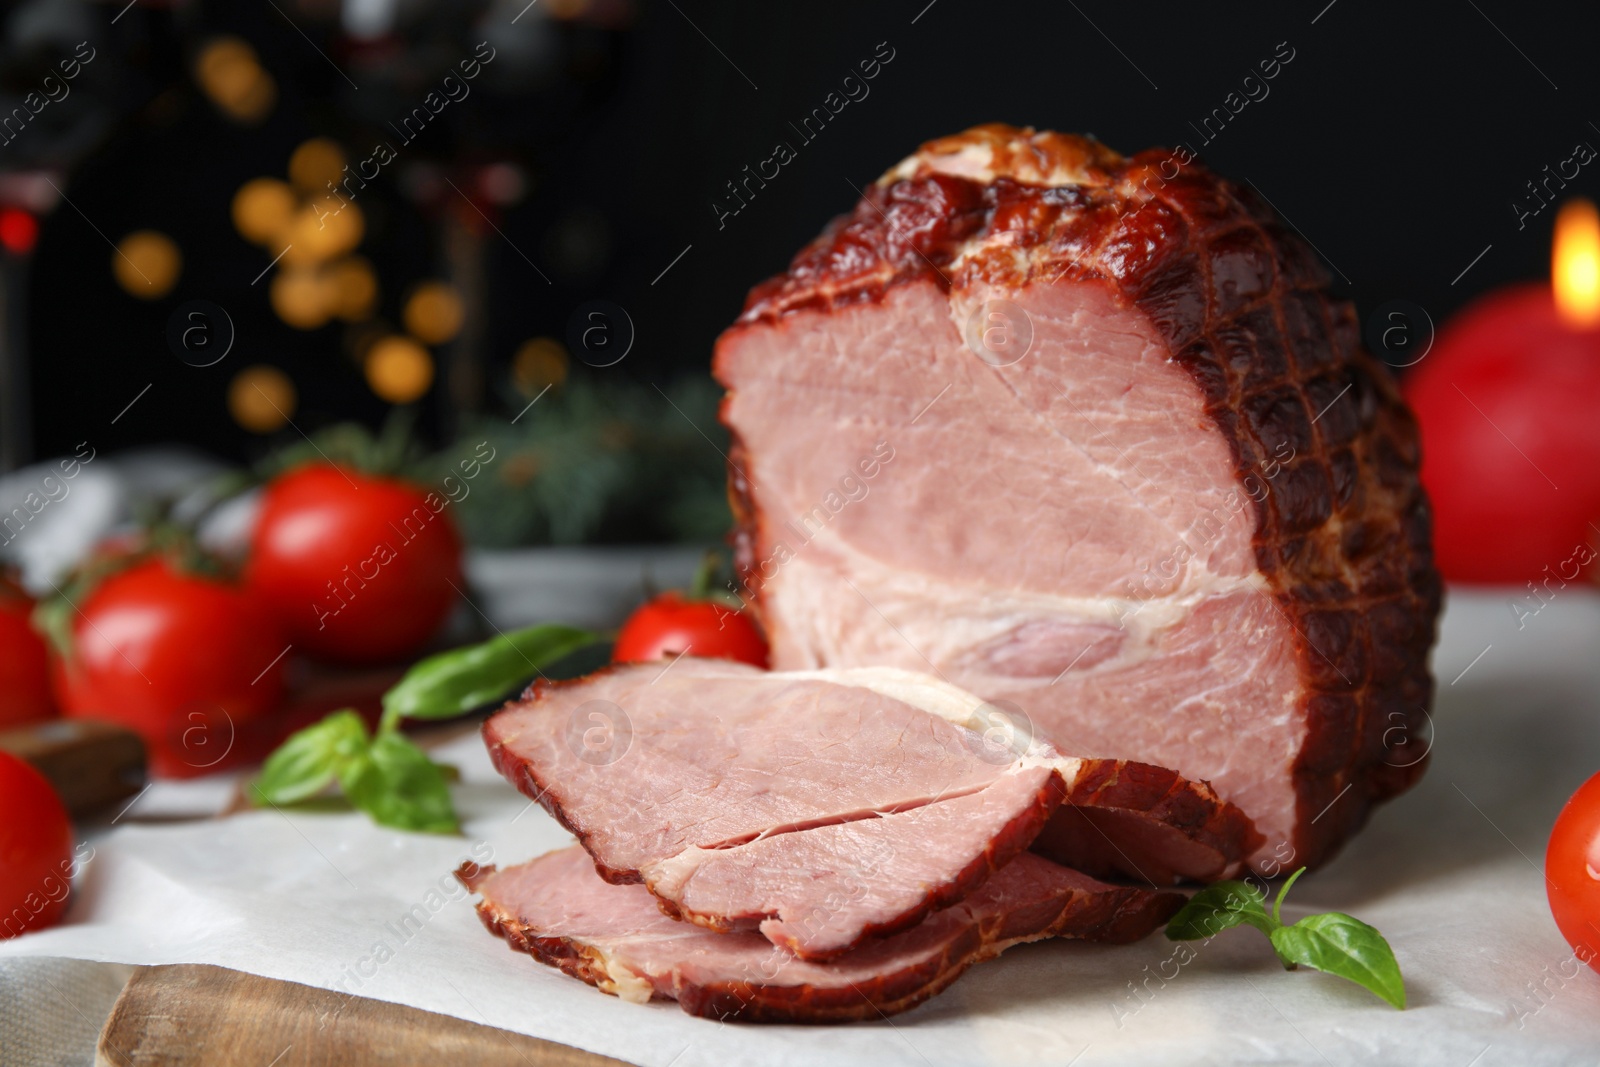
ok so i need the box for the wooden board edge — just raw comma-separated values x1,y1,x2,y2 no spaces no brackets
96,963,634,1067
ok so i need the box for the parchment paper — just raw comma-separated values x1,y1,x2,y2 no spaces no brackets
5,592,1599,1066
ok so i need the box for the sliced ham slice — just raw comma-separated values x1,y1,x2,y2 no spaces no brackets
713,124,1440,872
644,762,1063,957
458,846,1183,1023
484,658,1256,961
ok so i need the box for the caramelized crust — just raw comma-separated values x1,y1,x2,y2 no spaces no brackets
718,124,1440,869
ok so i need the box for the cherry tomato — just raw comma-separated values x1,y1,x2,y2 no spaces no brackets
51,558,287,778
0,750,75,938
1404,284,1600,584
247,464,463,665
1548,769,1600,974
0,574,53,728
612,592,769,668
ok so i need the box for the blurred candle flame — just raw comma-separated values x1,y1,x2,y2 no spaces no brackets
1553,198,1600,329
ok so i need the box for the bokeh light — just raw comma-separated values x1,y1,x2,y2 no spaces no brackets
479,163,527,205
231,178,297,247
113,231,182,299
228,365,296,432
194,38,276,124
327,257,378,321
513,337,570,394
270,268,333,329
402,282,465,344
365,336,435,403
288,138,346,195
282,199,364,266
0,208,38,255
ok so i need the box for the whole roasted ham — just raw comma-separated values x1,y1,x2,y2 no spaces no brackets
713,124,1440,871
484,659,1256,961
459,846,1183,1022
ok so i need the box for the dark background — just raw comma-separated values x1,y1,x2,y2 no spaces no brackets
8,0,1598,466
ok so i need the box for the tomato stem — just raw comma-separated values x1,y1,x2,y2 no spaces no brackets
689,549,721,599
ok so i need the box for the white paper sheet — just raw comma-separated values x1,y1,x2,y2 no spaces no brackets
5,592,1600,1066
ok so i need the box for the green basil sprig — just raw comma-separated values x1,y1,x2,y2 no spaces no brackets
378,624,598,731
251,624,601,833
1165,867,1406,1009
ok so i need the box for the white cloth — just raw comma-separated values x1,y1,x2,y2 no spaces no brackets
2,591,1599,1066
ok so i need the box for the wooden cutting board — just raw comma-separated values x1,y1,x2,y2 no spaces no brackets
96,964,633,1067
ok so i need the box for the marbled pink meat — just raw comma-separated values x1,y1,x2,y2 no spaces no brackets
484,659,1256,960
715,124,1439,872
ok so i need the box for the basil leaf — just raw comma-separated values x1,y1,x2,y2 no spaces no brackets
251,710,369,806
1166,880,1276,940
381,624,601,723
338,732,458,834
1269,912,1406,1009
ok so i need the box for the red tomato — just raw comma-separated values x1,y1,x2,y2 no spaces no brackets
1404,284,1600,584
0,750,75,938
612,592,769,668
1548,770,1600,974
51,558,287,778
246,464,464,665
0,576,53,728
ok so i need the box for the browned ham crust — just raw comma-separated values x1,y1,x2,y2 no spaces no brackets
714,124,1439,871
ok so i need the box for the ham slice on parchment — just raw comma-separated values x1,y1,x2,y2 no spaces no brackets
714,124,1441,873
458,846,1182,1023
484,659,1256,962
